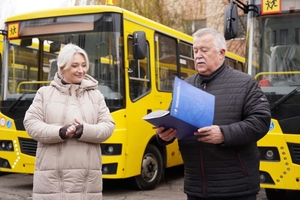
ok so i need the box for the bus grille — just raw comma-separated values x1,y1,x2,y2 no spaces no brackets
287,143,300,165
19,138,37,156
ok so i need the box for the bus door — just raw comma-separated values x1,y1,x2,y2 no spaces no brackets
123,24,154,177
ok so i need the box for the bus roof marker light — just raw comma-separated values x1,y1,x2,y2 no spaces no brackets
106,0,114,5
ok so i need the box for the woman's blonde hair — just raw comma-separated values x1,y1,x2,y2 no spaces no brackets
57,43,89,72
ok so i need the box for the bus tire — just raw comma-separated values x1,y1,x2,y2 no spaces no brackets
265,188,286,200
130,144,163,190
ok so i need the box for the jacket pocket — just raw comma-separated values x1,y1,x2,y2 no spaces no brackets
236,150,248,176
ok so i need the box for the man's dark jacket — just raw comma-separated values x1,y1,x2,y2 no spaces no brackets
157,63,271,198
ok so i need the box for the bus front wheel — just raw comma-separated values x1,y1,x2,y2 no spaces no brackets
265,188,286,200
130,144,163,190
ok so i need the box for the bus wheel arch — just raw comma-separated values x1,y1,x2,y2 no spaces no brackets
129,141,165,190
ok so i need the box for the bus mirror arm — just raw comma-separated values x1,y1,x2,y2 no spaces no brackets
232,0,259,15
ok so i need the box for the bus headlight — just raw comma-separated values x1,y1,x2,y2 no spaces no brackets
259,147,280,161
101,144,122,155
0,140,14,151
1,142,5,149
259,174,266,183
102,163,118,174
105,146,114,154
0,158,11,169
102,166,109,174
259,170,275,184
265,150,274,160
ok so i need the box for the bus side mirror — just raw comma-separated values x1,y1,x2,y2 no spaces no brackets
133,31,146,59
224,3,238,40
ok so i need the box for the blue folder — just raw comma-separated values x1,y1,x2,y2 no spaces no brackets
143,77,215,140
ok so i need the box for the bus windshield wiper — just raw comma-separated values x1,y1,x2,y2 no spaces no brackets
270,85,300,111
8,93,26,113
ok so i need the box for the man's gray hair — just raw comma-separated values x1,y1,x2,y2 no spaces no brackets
192,28,227,51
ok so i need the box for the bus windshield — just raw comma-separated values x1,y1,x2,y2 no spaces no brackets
249,13,300,89
246,5,300,122
3,12,124,111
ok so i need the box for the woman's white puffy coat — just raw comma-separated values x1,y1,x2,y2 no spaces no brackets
23,73,115,200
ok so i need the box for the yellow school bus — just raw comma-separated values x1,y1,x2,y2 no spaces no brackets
225,0,300,199
0,5,244,189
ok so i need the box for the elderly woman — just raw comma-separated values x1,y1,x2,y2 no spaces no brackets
24,43,115,200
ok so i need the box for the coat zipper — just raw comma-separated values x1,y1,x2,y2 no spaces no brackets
58,93,70,200
203,83,206,90
82,146,91,200
75,89,91,200
77,91,88,123
200,82,207,195
58,145,65,200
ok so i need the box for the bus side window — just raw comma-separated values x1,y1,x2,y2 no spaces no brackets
154,33,177,92
237,61,244,72
225,57,236,69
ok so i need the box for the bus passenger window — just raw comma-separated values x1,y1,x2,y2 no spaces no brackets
237,62,244,72
155,33,177,92
179,42,194,78
225,58,236,69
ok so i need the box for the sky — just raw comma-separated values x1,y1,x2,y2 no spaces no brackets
0,0,86,29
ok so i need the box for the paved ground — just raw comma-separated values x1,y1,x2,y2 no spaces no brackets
0,166,276,200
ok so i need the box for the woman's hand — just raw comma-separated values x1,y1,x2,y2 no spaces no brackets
65,123,76,138
73,118,83,139
74,118,82,125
